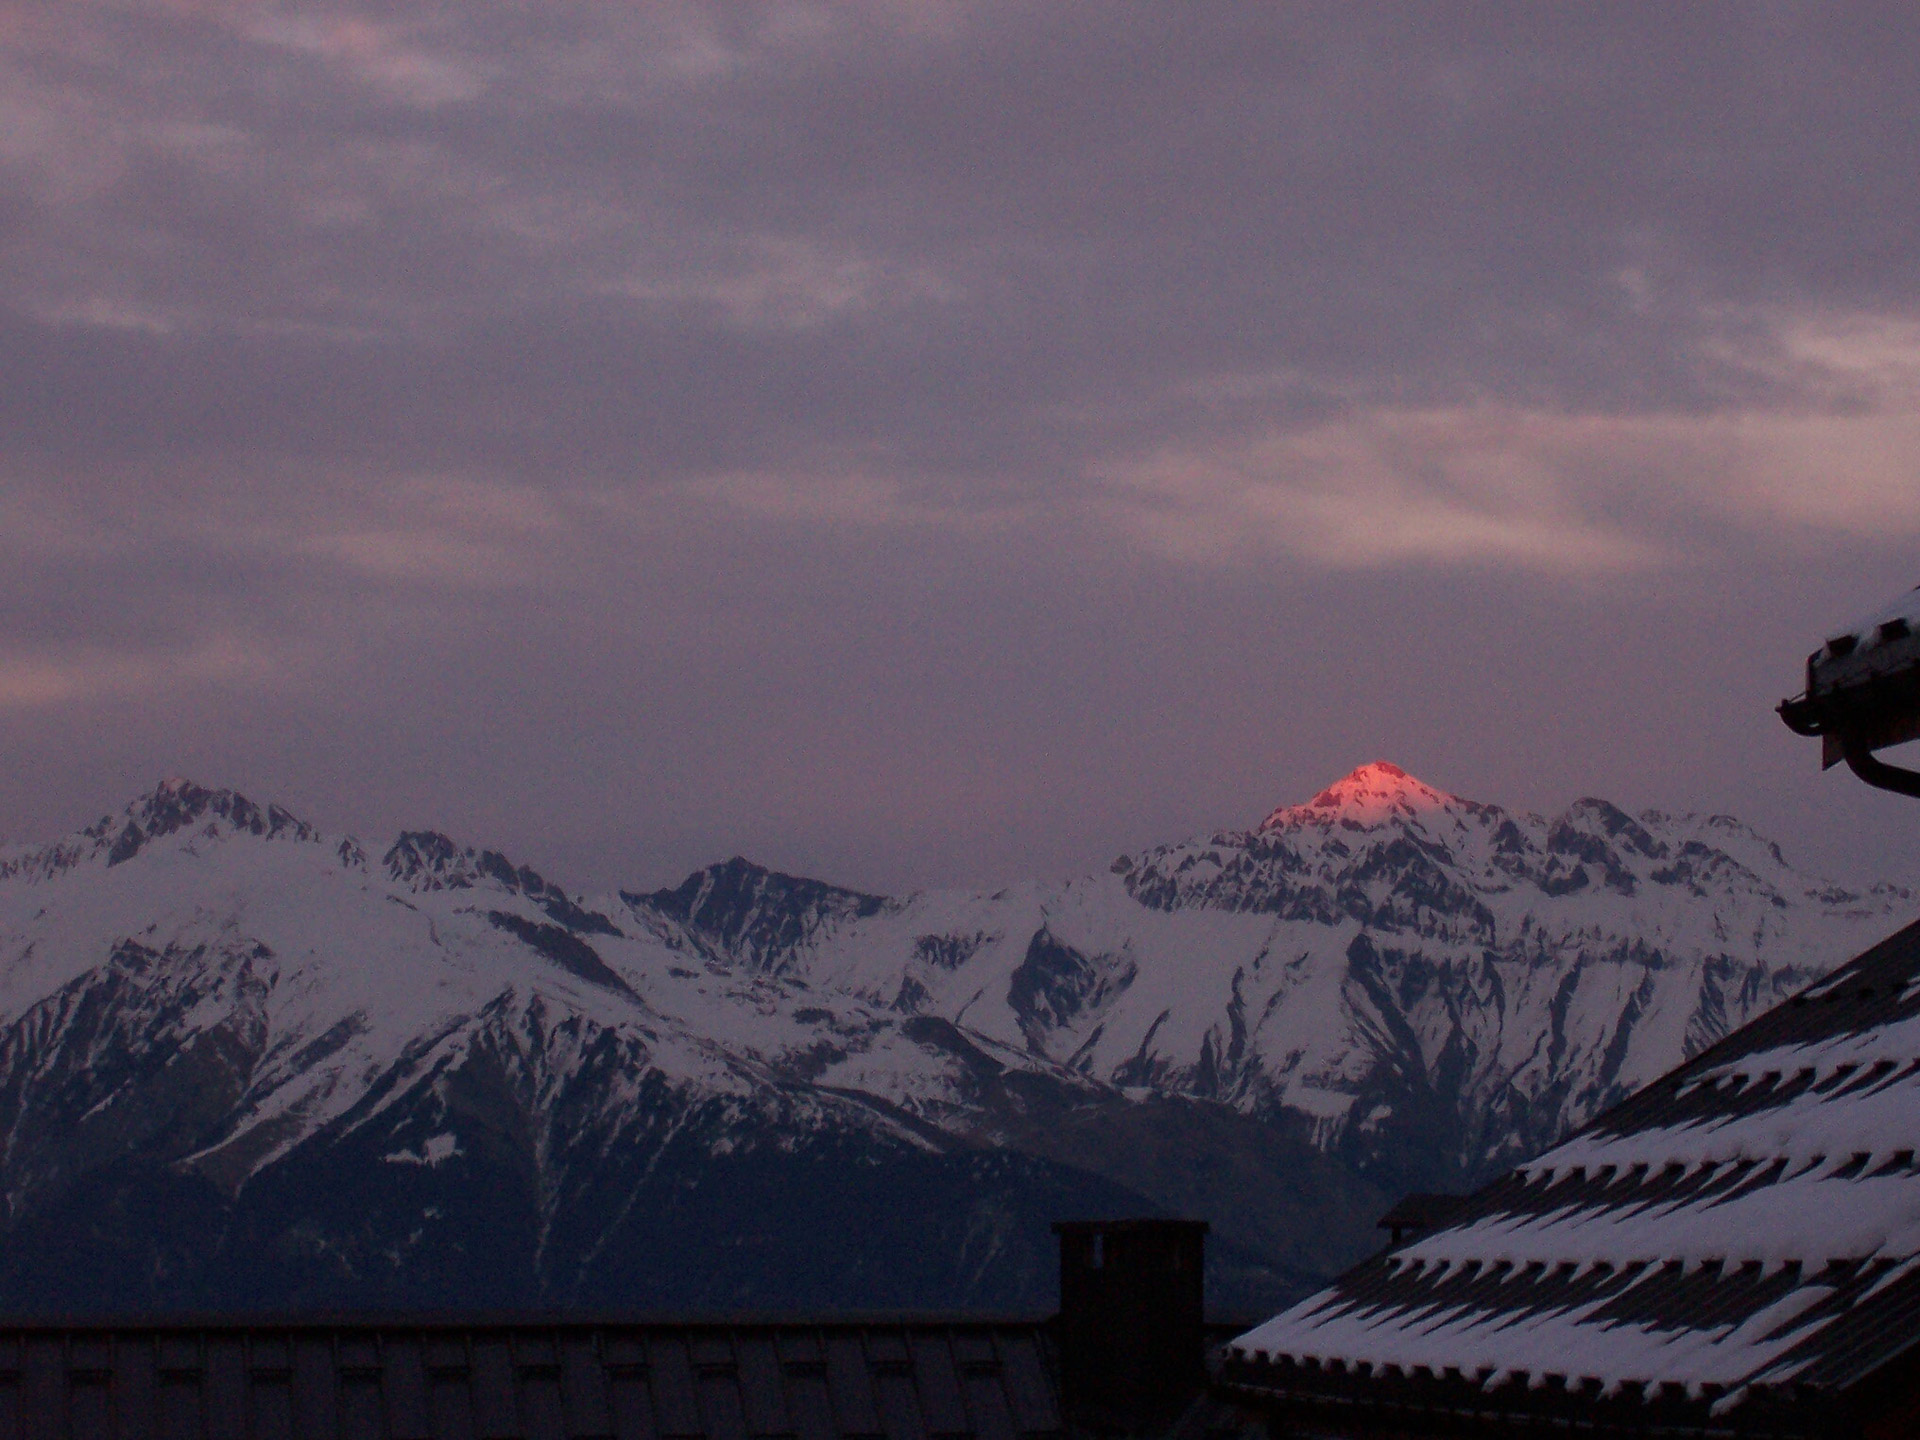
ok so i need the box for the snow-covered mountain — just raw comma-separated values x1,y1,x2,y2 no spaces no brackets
0,766,1906,1314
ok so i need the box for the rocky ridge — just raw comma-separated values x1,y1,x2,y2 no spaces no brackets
0,767,1904,1313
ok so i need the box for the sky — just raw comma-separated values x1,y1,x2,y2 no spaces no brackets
6,1,1920,896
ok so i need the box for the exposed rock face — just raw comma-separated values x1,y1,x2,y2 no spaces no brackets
0,767,1905,1313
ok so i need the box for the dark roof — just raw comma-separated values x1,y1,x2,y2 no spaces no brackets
1220,916,1920,1437
0,1315,1063,1440
1050,1220,1208,1235
1372,1194,1465,1234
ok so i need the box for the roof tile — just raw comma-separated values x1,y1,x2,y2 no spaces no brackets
1227,917,1920,1434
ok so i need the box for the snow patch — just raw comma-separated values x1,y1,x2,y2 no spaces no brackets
384,1133,462,1166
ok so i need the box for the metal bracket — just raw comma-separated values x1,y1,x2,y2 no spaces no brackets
1842,741,1920,800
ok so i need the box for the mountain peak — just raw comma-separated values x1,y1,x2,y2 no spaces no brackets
1259,761,1459,831
86,781,319,867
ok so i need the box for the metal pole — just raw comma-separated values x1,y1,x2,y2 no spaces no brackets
1842,740,1920,800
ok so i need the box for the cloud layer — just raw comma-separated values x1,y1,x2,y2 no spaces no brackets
6,2,1920,890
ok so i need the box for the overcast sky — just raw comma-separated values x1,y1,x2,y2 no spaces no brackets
6,1,1920,895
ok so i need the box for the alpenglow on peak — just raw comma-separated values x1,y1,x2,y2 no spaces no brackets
1258,761,1460,831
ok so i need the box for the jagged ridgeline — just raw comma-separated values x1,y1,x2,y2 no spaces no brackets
0,768,1907,1314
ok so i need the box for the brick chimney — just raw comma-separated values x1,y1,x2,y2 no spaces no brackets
1052,1218,1209,1433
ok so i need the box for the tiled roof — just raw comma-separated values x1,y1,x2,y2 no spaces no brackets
1220,917,1920,1436
0,1317,1063,1440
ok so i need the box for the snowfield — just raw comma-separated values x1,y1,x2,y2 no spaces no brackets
0,764,1907,1311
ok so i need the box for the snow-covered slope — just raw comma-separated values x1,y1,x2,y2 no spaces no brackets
619,762,1909,1190
0,767,1906,1313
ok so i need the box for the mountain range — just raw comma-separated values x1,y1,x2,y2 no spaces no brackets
0,764,1906,1316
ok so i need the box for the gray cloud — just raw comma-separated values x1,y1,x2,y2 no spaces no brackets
5,1,1920,892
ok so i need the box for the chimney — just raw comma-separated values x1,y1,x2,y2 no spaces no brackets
1052,1218,1209,1434
1376,1192,1467,1248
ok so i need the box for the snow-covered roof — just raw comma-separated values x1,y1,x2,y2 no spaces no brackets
1794,582,1920,708
1220,916,1920,1436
